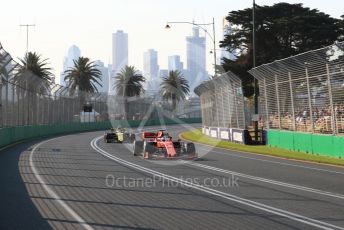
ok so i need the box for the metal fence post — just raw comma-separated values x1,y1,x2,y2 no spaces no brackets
20,87,24,125
12,83,16,126
0,76,3,128
17,85,21,126
36,93,40,125
4,78,8,127
62,93,65,123
220,86,225,128
53,89,58,124
213,84,220,128
305,66,314,132
94,97,97,122
97,96,101,122
72,95,75,123
288,72,296,131
26,87,30,125
241,86,246,129
275,75,281,129
326,64,336,134
227,85,232,128
208,92,212,127
67,93,71,123
200,95,205,127
263,78,269,129
232,81,239,128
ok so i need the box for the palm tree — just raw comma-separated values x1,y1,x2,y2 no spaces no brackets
13,52,54,125
16,52,54,94
113,65,145,118
64,57,102,94
160,70,189,112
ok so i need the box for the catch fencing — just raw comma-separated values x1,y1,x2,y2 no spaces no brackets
195,71,245,129
0,43,201,129
249,42,344,135
0,43,109,128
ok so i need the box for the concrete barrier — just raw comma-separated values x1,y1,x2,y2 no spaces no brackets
267,129,344,158
0,117,202,149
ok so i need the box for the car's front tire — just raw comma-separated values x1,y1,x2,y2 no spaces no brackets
184,142,196,156
133,140,144,156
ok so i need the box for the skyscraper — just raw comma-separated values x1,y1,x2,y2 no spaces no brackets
186,27,207,94
143,49,159,93
60,45,80,86
94,60,109,93
168,55,183,72
112,30,128,73
143,49,159,81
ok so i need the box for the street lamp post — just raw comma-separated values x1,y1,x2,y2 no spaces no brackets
252,0,259,143
165,18,217,77
19,24,35,69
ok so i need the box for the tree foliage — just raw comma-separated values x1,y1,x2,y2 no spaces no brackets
114,65,145,97
219,3,344,98
64,57,102,94
114,65,145,118
16,52,54,94
160,70,190,111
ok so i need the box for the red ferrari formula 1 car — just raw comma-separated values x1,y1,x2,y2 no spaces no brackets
133,130,197,159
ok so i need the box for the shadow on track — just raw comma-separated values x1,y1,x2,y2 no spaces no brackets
0,141,52,230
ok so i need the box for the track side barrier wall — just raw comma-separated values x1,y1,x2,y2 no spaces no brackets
0,118,202,149
267,130,344,158
202,126,261,145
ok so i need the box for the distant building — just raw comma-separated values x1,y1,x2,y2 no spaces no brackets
168,55,183,72
60,45,80,86
158,69,169,78
108,64,115,95
143,49,159,81
112,30,128,73
94,60,109,93
111,30,128,95
143,49,159,93
186,27,208,95
167,55,188,84
221,18,236,61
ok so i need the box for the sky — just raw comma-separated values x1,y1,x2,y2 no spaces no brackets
0,0,343,84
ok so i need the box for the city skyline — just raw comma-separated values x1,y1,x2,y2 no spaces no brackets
0,0,342,84
60,45,81,86
186,26,207,95
112,30,128,73
94,60,110,93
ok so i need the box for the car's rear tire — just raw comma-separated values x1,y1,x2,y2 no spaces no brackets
173,141,182,156
130,134,136,143
184,142,196,155
133,141,144,156
143,141,155,156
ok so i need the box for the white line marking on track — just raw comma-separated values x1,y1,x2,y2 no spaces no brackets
197,145,344,175
181,160,344,200
30,137,94,230
91,136,344,230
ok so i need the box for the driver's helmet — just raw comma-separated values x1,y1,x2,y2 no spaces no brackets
110,128,115,132
161,133,171,141
116,125,124,132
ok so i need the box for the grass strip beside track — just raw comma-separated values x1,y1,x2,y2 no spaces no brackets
180,129,344,167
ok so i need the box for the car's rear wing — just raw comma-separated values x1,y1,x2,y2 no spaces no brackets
141,132,156,141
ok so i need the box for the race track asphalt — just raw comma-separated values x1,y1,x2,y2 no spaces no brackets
0,124,344,230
